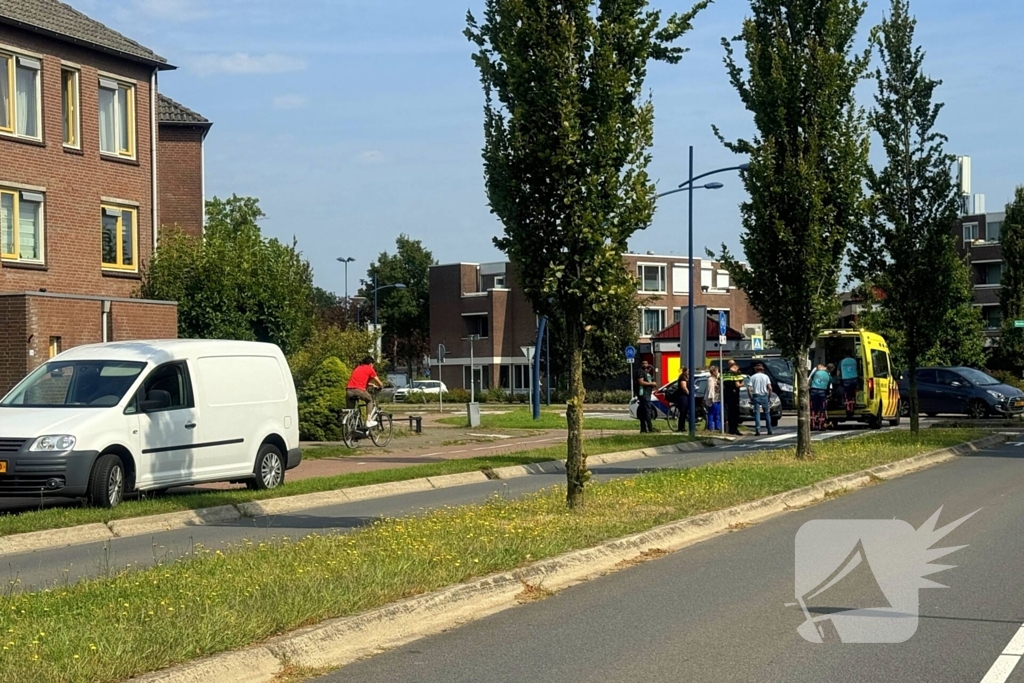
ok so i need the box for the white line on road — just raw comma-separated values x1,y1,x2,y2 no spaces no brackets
979,625,1024,683
758,433,797,443
468,433,513,439
812,432,846,441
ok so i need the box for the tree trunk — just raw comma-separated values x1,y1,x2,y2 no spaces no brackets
908,357,919,434
795,350,812,459
565,336,587,509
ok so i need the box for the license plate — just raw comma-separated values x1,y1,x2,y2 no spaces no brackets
0,461,6,474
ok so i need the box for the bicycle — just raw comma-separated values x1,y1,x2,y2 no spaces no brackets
342,389,394,448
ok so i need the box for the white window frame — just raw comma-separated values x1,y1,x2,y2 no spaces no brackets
0,51,43,141
963,222,979,246
98,76,136,159
672,265,690,295
638,307,667,338
716,269,731,290
700,264,714,291
462,312,490,340
0,187,45,264
637,263,667,294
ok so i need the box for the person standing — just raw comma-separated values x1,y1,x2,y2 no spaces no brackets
722,361,744,436
705,365,722,432
809,362,831,431
636,360,657,434
840,350,859,418
674,367,690,432
747,363,774,436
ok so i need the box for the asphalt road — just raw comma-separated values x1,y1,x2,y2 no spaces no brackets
311,436,1024,683
2,425,862,591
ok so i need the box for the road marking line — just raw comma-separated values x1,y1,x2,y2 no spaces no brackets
980,654,1020,683
1004,626,1024,656
813,432,845,441
468,433,512,439
449,450,467,454
417,452,443,458
759,433,796,443
471,447,494,452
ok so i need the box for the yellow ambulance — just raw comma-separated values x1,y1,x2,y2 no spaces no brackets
810,329,900,429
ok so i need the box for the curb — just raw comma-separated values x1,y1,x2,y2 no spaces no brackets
0,441,707,556
126,432,1008,683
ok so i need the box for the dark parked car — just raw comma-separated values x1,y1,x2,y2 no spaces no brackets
898,367,1024,419
693,374,782,427
727,356,796,410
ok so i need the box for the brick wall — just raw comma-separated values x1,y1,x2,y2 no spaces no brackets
0,294,177,394
0,26,155,299
157,125,204,239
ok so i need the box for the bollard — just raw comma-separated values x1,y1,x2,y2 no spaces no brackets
408,415,423,434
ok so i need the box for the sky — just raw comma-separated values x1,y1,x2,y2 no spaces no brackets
69,0,1024,294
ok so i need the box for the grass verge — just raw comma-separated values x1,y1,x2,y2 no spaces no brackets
0,429,981,683
438,406,635,431
0,434,687,539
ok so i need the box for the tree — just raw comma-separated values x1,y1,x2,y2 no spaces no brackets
359,235,435,376
547,282,641,384
713,0,869,458
141,195,315,355
998,187,1024,369
467,0,708,507
846,0,967,432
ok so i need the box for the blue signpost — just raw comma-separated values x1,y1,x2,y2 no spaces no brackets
719,311,727,338
625,346,637,397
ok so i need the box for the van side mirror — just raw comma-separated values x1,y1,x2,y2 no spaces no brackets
141,389,172,412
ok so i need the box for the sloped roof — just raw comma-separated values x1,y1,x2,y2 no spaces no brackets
158,94,211,127
0,0,172,69
652,317,745,342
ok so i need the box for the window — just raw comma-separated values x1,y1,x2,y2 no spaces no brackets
936,369,963,387
101,204,137,271
637,264,666,293
639,308,666,337
493,275,506,288
464,314,489,339
701,266,713,291
1,361,144,408
977,262,1004,286
672,265,689,294
0,53,41,139
673,308,682,323
963,222,979,245
140,362,192,411
0,188,44,262
99,78,135,157
915,369,937,385
987,221,1002,243
463,365,490,391
48,337,62,359
717,270,731,289
62,68,79,147
513,365,532,391
870,349,890,379
984,307,1002,330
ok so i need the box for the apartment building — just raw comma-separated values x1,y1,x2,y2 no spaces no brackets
0,0,210,391
625,252,761,345
428,255,761,393
956,210,1006,339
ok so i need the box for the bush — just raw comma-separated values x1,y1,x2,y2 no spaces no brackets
297,357,351,441
603,390,633,404
445,388,472,404
288,326,378,391
989,369,1024,392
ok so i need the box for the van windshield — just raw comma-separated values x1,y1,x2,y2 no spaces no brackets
1,361,146,408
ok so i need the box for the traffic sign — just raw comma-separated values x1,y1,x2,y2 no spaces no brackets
719,335,728,346
719,311,727,337
1015,321,1024,329
627,357,635,364
625,345,637,360
751,335,764,352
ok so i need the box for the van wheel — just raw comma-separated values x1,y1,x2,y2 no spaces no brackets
88,454,125,508
889,402,901,427
869,406,883,430
247,444,285,490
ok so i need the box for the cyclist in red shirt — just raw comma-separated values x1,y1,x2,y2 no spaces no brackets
347,356,384,429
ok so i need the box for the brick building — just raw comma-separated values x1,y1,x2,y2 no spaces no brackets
955,210,1006,342
0,0,210,392
157,94,211,238
428,255,761,393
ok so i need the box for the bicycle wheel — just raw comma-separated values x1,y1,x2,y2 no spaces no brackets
342,410,359,448
665,405,680,433
370,412,393,447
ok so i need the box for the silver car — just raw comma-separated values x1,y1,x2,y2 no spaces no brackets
393,380,448,403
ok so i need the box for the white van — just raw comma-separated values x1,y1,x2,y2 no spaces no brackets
0,340,301,508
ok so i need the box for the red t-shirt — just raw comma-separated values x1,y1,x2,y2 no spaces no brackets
347,364,378,390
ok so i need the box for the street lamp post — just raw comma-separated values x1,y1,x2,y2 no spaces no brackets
657,148,749,437
370,276,407,360
336,257,355,302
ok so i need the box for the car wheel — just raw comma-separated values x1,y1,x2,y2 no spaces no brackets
771,416,780,428
247,443,285,490
900,401,910,417
88,454,125,508
967,400,988,420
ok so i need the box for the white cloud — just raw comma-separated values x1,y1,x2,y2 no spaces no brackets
272,94,309,110
358,151,384,163
132,0,209,21
192,52,307,76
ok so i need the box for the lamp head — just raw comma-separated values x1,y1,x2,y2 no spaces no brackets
704,182,724,190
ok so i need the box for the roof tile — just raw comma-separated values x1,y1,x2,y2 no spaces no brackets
158,94,210,126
